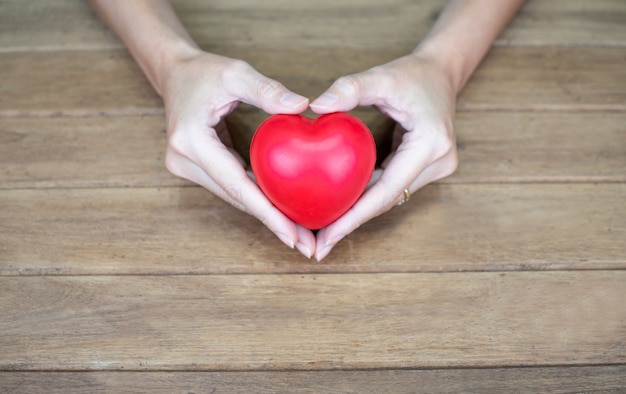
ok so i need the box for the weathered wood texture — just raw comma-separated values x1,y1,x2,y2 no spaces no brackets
1,0,625,390
2,366,626,394
1,0,625,51
2,48,625,117
1,272,624,370
1,112,624,189
1,184,624,275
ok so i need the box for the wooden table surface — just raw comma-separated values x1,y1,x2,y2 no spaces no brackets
1,1,625,392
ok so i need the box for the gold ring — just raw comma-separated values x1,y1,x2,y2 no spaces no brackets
397,188,411,206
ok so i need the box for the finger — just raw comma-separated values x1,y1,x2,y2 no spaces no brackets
167,135,301,249
314,133,438,261
310,70,386,114
225,61,309,114
199,150,300,248
295,224,316,259
405,152,459,193
314,227,332,262
165,149,246,211
367,169,383,189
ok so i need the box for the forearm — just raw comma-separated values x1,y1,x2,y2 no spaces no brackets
416,0,526,93
89,0,199,95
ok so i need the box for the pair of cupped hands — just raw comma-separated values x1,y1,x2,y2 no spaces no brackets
162,48,459,261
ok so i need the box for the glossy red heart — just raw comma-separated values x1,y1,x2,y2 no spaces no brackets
250,113,376,230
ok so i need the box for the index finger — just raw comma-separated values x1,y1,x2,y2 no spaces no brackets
315,129,440,260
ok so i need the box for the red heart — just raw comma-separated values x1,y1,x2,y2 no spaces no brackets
250,113,376,230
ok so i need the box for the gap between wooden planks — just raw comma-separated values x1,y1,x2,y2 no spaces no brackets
1,272,625,371
1,366,625,393
1,184,624,276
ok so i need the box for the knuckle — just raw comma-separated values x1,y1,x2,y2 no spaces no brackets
164,149,184,178
334,75,361,95
222,59,253,84
257,78,284,99
367,66,393,88
445,151,459,176
438,133,455,156
377,179,405,210
167,127,188,155
427,125,456,160
225,59,252,75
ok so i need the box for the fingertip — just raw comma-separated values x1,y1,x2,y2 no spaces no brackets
309,92,339,113
311,73,378,113
296,242,312,259
313,228,345,262
295,225,316,258
279,92,309,113
315,244,334,262
239,71,308,113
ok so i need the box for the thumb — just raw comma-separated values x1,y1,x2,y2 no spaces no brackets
310,72,382,114
230,64,309,114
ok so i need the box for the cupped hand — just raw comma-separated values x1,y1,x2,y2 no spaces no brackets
161,50,316,258
310,52,460,261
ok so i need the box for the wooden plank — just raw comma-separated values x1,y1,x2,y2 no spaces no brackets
2,366,625,393
1,272,624,370
458,47,626,111
0,116,188,189
1,47,625,118
1,184,624,275
1,112,624,190
452,111,626,183
0,50,162,117
1,0,625,52
499,0,626,47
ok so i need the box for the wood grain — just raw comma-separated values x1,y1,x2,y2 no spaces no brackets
2,366,625,393
1,47,625,118
452,111,626,183
1,184,623,275
0,50,162,117
0,116,187,189
1,272,624,370
1,0,625,52
458,47,626,111
1,112,624,190
498,0,626,47
1,0,624,388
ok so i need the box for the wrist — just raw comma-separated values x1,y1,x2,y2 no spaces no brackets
412,38,467,95
145,39,201,96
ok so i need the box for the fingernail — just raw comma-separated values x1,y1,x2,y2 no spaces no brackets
275,232,295,249
315,244,334,262
296,242,312,259
325,234,345,248
280,92,309,108
310,92,338,109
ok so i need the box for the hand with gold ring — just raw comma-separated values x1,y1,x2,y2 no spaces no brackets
397,189,411,206
309,0,524,261
310,53,459,261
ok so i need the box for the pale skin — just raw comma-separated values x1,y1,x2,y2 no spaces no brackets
90,0,526,261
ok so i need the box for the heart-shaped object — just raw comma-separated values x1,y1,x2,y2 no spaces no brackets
250,113,376,230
